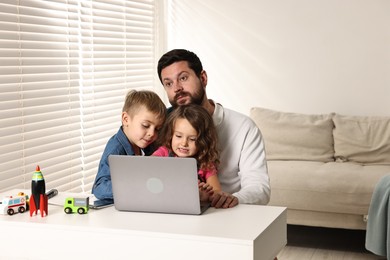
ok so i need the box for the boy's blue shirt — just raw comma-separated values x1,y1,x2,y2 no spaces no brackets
92,126,153,200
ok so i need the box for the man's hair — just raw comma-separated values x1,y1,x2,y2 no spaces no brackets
157,49,203,83
123,90,166,122
157,104,219,171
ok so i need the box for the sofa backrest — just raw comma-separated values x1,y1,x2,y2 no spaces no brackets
250,107,390,165
250,107,335,162
333,114,390,164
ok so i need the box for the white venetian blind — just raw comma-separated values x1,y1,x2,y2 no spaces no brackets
0,0,158,193
80,0,157,191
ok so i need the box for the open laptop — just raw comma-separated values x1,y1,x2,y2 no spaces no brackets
108,155,210,215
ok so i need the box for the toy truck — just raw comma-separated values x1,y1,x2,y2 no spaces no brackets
0,193,29,215
64,197,89,214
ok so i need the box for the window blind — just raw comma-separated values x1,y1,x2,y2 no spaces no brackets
0,0,158,193
79,0,158,191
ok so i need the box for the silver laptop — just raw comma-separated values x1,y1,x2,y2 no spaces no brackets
108,155,210,215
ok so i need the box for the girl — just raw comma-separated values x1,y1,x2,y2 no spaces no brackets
153,104,221,194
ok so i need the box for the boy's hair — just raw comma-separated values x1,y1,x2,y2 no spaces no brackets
158,104,219,171
123,90,166,122
157,49,203,84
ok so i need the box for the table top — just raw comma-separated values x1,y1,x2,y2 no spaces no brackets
0,190,286,244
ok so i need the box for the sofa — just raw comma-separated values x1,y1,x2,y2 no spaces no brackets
250,107,390,230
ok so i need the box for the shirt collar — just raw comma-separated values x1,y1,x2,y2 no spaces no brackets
210,99,224,127
117,126,136,155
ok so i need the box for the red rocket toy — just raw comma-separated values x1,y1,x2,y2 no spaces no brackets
29,165,48,217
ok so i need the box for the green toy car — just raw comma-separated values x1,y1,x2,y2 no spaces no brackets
64,197,89,214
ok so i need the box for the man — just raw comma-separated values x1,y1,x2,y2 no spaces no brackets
157,49,270,208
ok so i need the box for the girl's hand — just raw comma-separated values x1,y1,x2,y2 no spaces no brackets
198,182,214,202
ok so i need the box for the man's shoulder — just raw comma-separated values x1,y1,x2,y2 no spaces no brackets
220,106,255,126
223,106,246,117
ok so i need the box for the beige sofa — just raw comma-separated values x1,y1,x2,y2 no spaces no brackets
250,107,390,230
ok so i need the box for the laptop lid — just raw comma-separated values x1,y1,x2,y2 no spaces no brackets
109,155,208,215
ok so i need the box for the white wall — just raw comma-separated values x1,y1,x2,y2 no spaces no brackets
161,0,390,116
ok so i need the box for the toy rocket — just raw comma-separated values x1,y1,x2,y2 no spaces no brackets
29,165,48,217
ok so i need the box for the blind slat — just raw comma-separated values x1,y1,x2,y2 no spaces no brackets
0,0,158,193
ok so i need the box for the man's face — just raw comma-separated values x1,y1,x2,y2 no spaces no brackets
160,61,206,107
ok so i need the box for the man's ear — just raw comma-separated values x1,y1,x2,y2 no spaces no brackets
200,70,208,88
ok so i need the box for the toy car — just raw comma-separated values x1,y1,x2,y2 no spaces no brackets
0,193,29,215
64,197,89,214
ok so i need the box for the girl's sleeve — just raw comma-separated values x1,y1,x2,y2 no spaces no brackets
200,164,218,180
152,146,169,157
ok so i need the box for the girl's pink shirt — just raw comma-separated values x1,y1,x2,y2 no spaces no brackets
152,146,217,180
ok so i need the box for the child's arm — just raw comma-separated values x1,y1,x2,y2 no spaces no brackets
201,164,221,192
204,167,238,208
206,175,222,192
92,161,113,200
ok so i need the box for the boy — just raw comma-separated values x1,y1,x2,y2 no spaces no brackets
92,90,166,200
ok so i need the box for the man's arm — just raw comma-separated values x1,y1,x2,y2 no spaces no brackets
233,124,270,205
211,123,270,208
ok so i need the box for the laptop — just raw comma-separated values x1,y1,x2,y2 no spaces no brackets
108,155,210,215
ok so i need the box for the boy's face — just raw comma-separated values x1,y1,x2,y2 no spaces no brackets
171,118,198,158
122,106,163,149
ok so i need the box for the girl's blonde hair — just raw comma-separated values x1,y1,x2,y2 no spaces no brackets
158,104,219,171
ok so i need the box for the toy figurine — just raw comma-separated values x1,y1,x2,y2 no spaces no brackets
64,197,89,214
30,165,48,217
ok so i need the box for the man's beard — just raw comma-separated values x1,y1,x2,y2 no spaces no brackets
170,87,205,107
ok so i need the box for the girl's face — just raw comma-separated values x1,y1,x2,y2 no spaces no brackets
171,118,198,157
122,106,163,150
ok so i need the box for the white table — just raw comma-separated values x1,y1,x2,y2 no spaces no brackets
0,191,286,260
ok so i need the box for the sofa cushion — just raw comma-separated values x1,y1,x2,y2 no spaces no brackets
267,161,390,215
250,107,335,162
333,114,390,164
